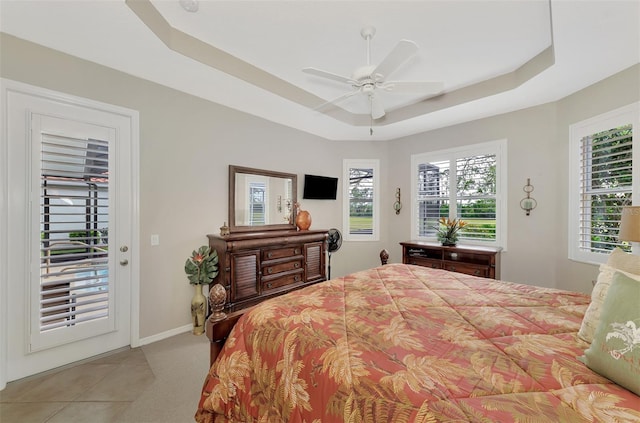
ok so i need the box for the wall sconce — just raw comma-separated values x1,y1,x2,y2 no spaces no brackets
393,188,402,215
520,178,537,216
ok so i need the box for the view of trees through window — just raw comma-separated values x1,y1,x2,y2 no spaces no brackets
580,124,632,253
348,168,373,235
417,155,497,242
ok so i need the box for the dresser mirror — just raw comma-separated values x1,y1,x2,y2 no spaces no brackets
229,165,297,233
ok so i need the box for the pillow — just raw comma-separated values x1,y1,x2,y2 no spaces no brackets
577,264,616,343
581,271,640,396
577,249,640,344
607,247,640,275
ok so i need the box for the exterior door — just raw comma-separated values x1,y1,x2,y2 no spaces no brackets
3,81,138,382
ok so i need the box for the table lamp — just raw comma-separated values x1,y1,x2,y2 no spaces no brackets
619,206,640,253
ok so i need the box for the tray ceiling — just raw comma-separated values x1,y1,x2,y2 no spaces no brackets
1,0,638,141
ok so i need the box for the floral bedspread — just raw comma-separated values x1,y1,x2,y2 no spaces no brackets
195,264,640,422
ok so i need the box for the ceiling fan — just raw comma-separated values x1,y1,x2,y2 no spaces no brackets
303,26,444,120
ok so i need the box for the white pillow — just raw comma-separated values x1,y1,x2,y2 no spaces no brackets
577,264,616,343
577,250,640,343
607,247,640,275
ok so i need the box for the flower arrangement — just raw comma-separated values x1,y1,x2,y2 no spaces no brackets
435,218,467,246
184,246,219,285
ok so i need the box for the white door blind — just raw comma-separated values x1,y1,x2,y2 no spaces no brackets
579,125,633,253
40,134,110,332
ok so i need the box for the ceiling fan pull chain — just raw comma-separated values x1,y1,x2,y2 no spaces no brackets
370,98,374,135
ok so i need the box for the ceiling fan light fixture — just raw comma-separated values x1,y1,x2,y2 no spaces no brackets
303,26,444,127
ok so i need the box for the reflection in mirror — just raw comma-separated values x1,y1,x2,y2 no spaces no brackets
229,166,297,233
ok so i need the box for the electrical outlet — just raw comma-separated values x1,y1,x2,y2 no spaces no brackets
151,234,160,246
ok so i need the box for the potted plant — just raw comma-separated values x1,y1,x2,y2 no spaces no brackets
184,246,219,335
435,218,467,246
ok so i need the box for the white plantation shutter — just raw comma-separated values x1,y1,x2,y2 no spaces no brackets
40,134,110,332
577,125,633,254
569,103,639,263
343,159,379,241
455,154,497,242
416,160,450,237
412,140,505,246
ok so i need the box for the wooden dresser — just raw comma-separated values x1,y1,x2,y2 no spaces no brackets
401,240,501,279
208,229,328,313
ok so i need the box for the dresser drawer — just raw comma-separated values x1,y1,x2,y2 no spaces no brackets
262,271,304,291
443,262,489,277
263,259,303,276
262,246,303,260
406,256,442,269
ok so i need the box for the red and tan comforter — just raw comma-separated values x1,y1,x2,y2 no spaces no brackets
195,264,640,422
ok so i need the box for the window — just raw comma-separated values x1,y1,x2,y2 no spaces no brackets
343,159,379,241
248,182,266,226
569,103,639,263
411,140,506,247
40,135,110,332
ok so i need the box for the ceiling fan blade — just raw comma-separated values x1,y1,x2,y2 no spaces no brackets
372,39,419,80
370,94,386,120
303,67,356,85
381,80,444,94
314,89,360,111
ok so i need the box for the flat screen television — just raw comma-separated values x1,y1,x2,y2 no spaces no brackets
303,174,338,200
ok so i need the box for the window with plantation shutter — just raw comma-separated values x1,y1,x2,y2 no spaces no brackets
40,134,110,332
411,140,506,247
569,103,639,263
343,159,379,241
248,182,266,226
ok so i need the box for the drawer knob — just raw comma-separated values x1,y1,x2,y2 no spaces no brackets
450,266,456,271
266,283,272,289
295,275,301,282
267,268,273,274
294,263,300,268
295,249,300,254
267,252,273,258
474,270,481,276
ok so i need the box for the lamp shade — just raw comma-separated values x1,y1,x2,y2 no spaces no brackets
619,206,640,242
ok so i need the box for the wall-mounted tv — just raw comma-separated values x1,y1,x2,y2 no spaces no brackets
303,174,338,200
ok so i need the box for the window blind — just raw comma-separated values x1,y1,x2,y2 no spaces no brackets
456,154,497,242
579,125,632,253
415,155,497,242
348,168,374,235
40,134,110,332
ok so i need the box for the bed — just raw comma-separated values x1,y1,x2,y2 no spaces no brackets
195,263,640,422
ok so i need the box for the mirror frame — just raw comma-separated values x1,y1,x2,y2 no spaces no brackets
229,165,297,233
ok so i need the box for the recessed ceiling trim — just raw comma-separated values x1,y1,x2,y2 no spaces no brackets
384,44,556,125
126,0,554,128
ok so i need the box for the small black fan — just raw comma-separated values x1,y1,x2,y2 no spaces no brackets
327,228,342,279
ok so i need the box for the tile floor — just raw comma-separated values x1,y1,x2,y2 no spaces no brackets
0,332,210,423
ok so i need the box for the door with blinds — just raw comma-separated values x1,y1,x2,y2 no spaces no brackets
5,84,136,381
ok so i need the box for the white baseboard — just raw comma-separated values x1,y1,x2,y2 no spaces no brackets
137,324,193,347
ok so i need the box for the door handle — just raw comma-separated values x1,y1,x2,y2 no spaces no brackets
120,246,129,252
120,259,129,266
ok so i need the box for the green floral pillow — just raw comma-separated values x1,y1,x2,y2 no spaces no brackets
581,271,640,396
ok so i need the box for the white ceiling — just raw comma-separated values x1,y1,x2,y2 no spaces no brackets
1,0,638,141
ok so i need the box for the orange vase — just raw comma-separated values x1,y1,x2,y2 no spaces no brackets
295,204,312,231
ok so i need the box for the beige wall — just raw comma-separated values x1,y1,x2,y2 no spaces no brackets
2,33,639,340
0,34,386,339
385,64,640,292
